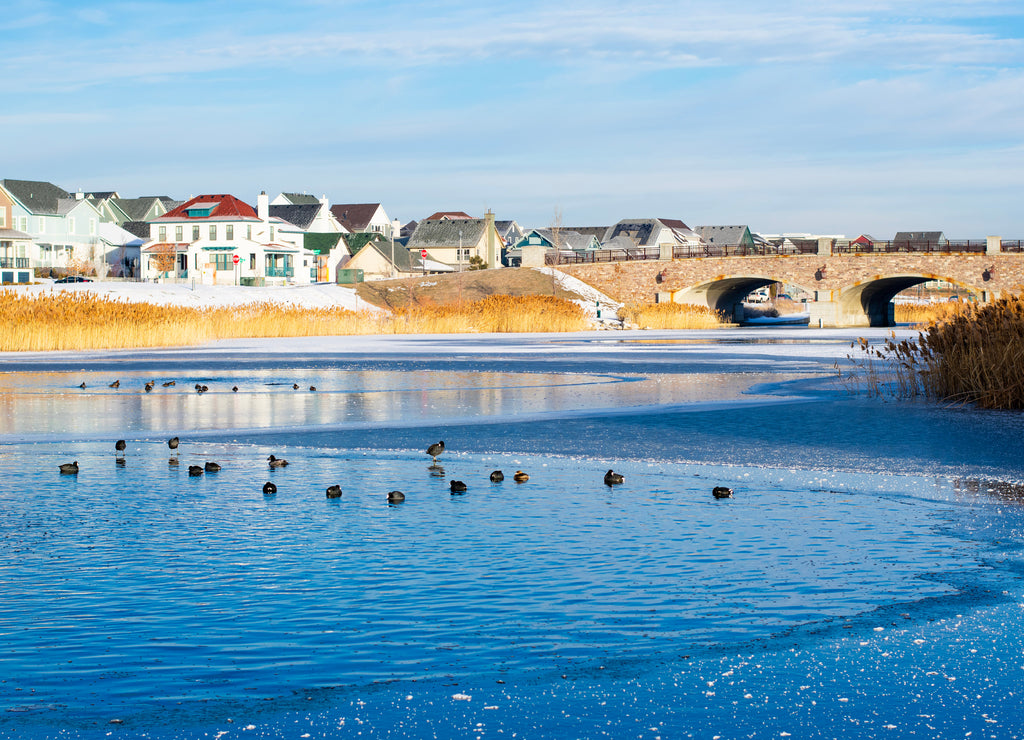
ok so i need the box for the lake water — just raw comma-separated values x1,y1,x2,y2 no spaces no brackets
1,329,1023,739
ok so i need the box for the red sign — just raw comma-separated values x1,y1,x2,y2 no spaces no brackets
232,254,240,265
420,249,428,258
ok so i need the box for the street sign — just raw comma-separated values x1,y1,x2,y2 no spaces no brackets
420,249,427,258
232,254,240,265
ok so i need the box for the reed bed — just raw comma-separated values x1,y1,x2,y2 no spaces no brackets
893,301,968,325
619,302,726,329
0,291,589,352
850,295,1024,409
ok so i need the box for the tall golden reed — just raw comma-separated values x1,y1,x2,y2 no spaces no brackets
619,302,725,329
853,295,1024,409
0,291,590,352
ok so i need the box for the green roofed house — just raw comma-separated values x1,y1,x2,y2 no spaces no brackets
344,232,451,279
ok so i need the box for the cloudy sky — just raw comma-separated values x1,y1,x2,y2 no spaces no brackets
3,0,1022,236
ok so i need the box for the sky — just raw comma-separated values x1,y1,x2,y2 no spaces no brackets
3,0,1023,236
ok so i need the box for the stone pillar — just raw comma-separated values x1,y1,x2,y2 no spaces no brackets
986,236,1001,255
659,243,674,260
485,209,499,268
521,244,546,268
817,237,833,256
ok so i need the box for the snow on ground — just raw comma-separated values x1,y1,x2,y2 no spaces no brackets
3,280,381,312
538,267,622,323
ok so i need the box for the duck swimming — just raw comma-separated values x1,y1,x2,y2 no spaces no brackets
490,470,504,482
387,490,406,503
712,486,734,499
513,470,529,483
326,485,342,498
268,455,289,468
59,461,79,475
204,461,221,472
604,470,625,485
188,465,204,477
450,480,467,494
263,482,277,495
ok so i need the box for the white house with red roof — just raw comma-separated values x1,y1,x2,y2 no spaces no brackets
140,192,315,285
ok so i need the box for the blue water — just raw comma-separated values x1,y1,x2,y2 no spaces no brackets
1,331,1022,738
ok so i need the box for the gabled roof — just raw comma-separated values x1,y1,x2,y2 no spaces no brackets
694,225,751,246
894,231,945,242
424,211,474,221
516,228,598,251
407,218,492,248
346,232,389,255
85,191,119,200
1,179,71,214
156,194,259,221
564,226,607,241
121,221,151,239
269,203,321,230
114,197,166,222
604,218,699,246
330,203,382,231
305,232,347,254
278,192,320,205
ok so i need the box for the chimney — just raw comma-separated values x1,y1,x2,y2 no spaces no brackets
485,209,498,268
257,190,269,222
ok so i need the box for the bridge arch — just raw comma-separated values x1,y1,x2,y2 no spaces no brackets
670,275,815,322
836,274,985,327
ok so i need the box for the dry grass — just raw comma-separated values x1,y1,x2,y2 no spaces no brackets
894,301,969,325
619,301,726,329
850,295,1024,409
0,291,589,351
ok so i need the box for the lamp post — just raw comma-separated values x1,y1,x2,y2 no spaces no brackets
459,229,463,272
390,231,395,279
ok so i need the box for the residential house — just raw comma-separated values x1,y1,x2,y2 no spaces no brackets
0,186,34,282
695,225,756,252
603,218,703,251
330,203,394,238
271,192,321,206
303,233,351,283
0,179,106,271
271,196,347,239
141,192,315,285
893,231,946,248
424,211,474,221
495,220,525,247
344,232,448,280
506,228,601,266
407,213,503,269
112,196,178,225
98,223,145,277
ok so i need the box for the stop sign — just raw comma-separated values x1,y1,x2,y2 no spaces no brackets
232,254,240,265
420,249,427,258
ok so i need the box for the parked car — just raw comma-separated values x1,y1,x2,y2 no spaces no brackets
54,276,93,283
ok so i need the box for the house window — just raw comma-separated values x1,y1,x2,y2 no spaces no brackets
270,226,275,241
178,254,188,271
247,224,252,240
159,225,167,241
39,217,46,232
249,253,255,270
212,253,233,271
209,225,217,241
457,248,472,261
20,217,28,232
66,218,73,234
193,225,200,241
175,225,183,241
89,219,97,236
226,225,234,240
0,210,6,227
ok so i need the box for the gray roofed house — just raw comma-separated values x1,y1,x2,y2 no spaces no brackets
407,217,503,269
113,197,174,224
695,225,755,251
269,204,322,230
893,231,946,245
271,192,321,206
565,226,608,242
494,219,524,246
1,179,72,214
121,221,151,239
603,218,702,248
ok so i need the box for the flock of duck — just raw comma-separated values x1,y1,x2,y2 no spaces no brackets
79,379,318,394
57,436,734,500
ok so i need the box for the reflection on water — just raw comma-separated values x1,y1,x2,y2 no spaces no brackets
0,368,795,439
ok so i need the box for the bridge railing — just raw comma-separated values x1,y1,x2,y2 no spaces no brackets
1000,240,1024,253
834,240,988,254
548,242,819,265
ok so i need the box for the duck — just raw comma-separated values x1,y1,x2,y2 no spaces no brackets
201,385,209,393
168,457,179,466
387,490,406,503
450,480,467,494
292,383,300,390
232,385,239,392
309,385,317,392
59,461,79,475
604,470,625,486
204,461,221,472
168,436,179,452
78,382,86,389
263,481,277,495
490,470,504,482
144,381,155,393
268,455,289,468
325,485,342,498
162,381,175,387
513,470,530,483
115,439,127,457
188,465,204,476
712,486,734,499
426,440,445,463
109,380,120,388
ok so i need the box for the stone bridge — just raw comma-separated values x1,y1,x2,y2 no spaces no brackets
556,242,1021,327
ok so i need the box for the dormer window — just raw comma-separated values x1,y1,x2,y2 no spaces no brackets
186,204,217,218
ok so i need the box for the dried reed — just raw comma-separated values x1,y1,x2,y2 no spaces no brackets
894,301,968,325
619,302,726,329
0,291,589,352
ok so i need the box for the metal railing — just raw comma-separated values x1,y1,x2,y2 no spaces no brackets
0,258,31,268
834,240,988,254
265,268,294,278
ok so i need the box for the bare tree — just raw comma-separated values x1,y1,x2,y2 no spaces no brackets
549,206,563,295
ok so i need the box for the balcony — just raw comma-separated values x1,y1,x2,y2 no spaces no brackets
0,258,30,268
265,267,294,278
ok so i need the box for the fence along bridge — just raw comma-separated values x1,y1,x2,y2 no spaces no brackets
549,237,1021,327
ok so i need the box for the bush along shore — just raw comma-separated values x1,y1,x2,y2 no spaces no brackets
849,295,1024,410
0,291,592,352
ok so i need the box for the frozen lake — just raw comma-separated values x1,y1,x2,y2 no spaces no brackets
1,328,1023,738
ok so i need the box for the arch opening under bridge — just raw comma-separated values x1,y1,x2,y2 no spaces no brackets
837,275,984,327
669,275,814,323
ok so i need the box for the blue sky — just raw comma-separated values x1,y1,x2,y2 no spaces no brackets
3,0,1023,236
